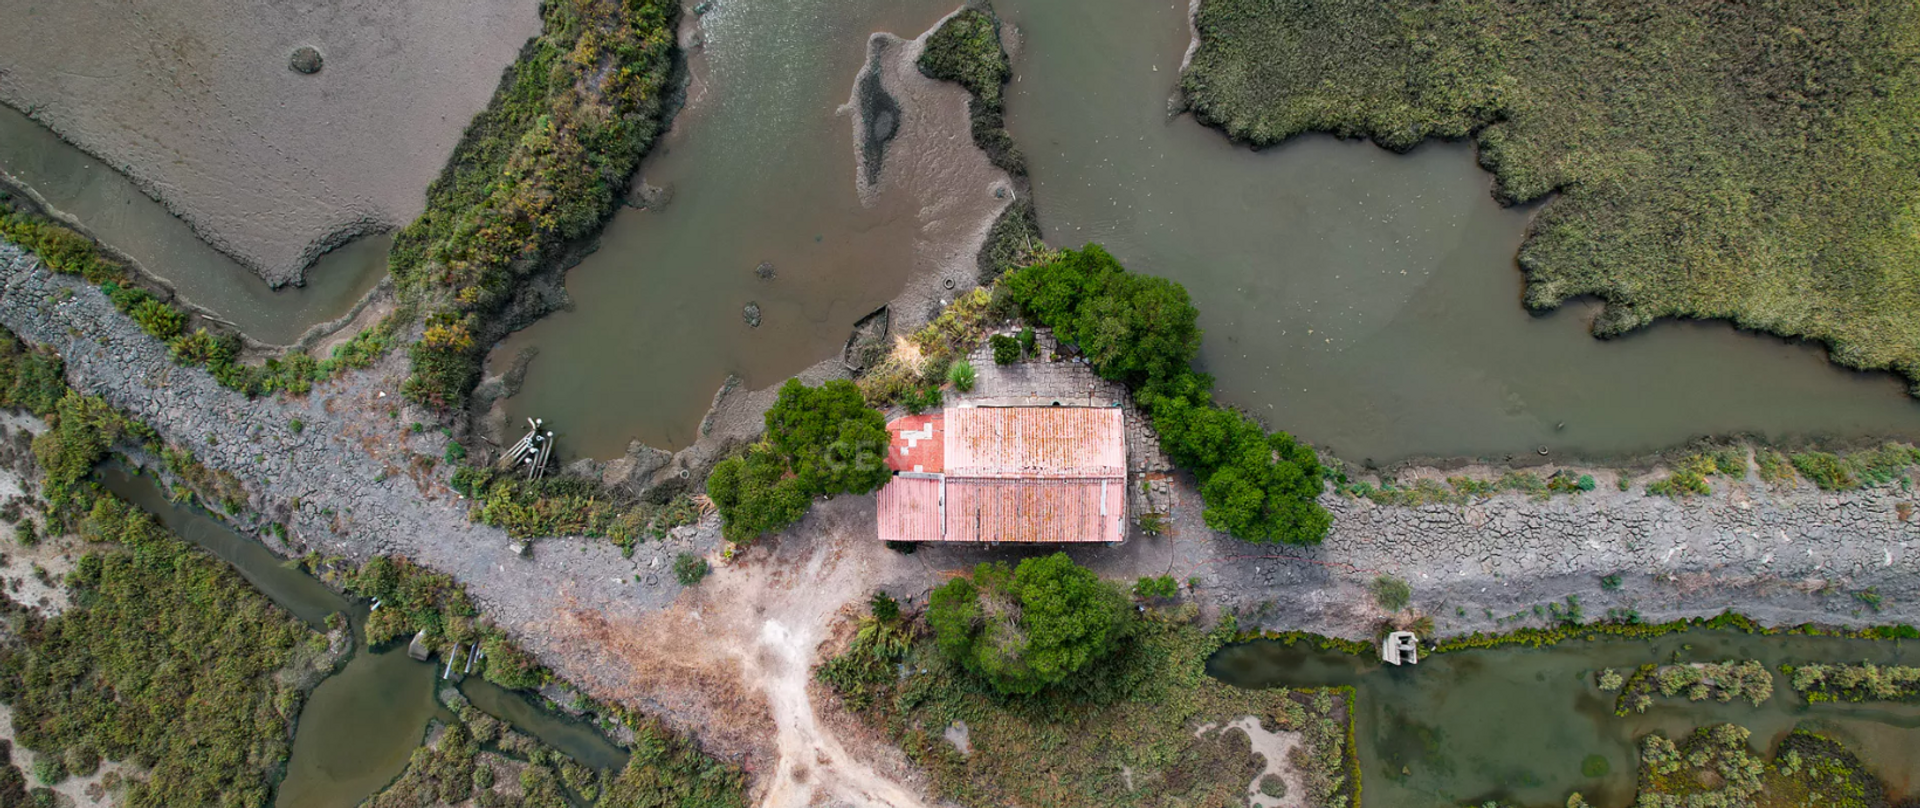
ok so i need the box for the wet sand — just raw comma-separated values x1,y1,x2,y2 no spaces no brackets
0,0,541,285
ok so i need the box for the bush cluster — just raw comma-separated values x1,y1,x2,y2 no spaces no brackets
1005,245,1331,545
926,553,1131,695
707,379,890,543
345,556,545,690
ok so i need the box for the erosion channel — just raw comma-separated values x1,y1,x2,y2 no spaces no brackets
97,466,628,808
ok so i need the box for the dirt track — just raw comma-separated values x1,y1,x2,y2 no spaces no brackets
0,0,539,284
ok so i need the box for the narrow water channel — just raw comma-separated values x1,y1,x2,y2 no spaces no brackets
1211,631,1920,807
97,467,627,807
0,105,388,346
997,0,1920,463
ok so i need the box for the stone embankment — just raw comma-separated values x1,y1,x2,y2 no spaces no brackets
0,241,716,668
1184,457,1920,637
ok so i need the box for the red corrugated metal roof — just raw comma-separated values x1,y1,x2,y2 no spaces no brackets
945,407,1124,477
885,413,945,473
943,477,1124,543
876,406,1127,543
876,475,944,542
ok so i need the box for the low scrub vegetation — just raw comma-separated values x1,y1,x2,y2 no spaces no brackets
368,703,742,808
820,596,1358,807
918,7,1022,177
1006,245,1331,545
393,0,679,411
340,556,546,690
1183,0,1920,393
0,479,325,806
707,379,889,543
1788,662,1920,703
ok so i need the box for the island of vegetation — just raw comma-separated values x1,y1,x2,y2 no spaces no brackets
1181,0,1920,390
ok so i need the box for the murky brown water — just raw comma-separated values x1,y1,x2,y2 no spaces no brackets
0,105,388,346
1212,630,1920,807
491,0,1000,456
996,0,1920,463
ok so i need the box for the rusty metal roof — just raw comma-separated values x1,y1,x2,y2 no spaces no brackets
943,477,1124,543
877,406,1127,543
876,475,944,542
944,406,1125,477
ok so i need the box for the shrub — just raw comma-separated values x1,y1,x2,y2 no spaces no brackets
947,359,976,392
1370,575,1412,612
926,553,1131,695
1132,575,1179,600
711,380,891,543
1017,327,1036,355
1792,452,1858,490
990,334,1021,365
672,553,710,586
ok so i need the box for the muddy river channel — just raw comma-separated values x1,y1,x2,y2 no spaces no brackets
495,0,1919,461
3,2,1916,460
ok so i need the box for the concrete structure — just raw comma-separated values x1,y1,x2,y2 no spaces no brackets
1382,631,1420,666
876,405,1127,543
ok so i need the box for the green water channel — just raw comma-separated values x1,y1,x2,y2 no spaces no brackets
0,105,388,346
1211,631,1920,807
97,467,628,807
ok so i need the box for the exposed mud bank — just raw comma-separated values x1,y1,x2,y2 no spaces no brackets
0,0,540,285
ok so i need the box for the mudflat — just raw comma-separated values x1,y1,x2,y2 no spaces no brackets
0,0,540,285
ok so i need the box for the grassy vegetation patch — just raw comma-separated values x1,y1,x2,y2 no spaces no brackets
1182,0,1920,390
918,7,1023,178
822,602,1357,808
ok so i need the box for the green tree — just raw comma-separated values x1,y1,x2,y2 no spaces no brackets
925,553,1130,695
1004,245,1199,387
763,379,890,496
704,448,811,544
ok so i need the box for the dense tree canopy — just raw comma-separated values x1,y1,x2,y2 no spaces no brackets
1003,245,1200,389
1005,246,1331,546
763,379,891,496
927,553,1131,695
708,379,890,543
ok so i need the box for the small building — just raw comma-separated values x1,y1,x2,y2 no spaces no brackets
1382,631,1419,666
876,405,1127,544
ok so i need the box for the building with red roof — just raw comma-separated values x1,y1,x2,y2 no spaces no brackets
876,405,1126,544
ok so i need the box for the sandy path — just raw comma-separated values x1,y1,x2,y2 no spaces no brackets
0,0,540,285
